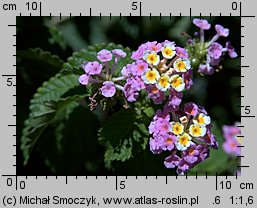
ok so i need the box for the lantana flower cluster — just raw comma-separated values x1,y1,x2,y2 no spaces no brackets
149,102,218,175
122,41,193,104
186,19,238,75
79,49,128,109
78,18,238,174
222,124,241,156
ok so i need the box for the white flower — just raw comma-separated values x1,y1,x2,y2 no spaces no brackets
189,124,207,137
193,113,211,126
143,50,160,66
170,122,184,135
170,74,185,92
161,44,176,59
156,74,171,91
176,133,192,151
141,68,160,84
174,58,191,72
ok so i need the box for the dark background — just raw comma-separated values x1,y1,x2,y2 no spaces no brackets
17,16,240,175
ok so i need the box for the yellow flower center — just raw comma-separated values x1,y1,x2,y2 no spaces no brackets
176,61,186,71
171,76,182,88
179,135,189,146
172,123,184,135
192,125,201,135
159,76,169,88
145,70,157,81
197,115,205,125
147,54,157,64
164,48,173,57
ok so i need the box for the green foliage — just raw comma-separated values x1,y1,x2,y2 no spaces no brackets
37,106,100,174
17,48,64,72
21,72,83,165
48,26,67,50
99,108,149,169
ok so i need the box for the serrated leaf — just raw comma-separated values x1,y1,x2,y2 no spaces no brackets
30,74,79,104
17,48,64,71
21,72,85,165
99,108,151,168
101,109,136,146
104,139,133,169
135,122,149,136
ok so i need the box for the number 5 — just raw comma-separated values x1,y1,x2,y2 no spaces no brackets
132,2,138,10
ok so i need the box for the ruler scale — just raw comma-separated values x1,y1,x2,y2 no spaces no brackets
1,0,256,207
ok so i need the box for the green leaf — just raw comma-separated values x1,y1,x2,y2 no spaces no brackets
99,108,150,168
48,26,67,50
100,109,136,146
143,107,155,118
17,48,64,72
21,72,84,165
104,139,133,169
37,106,100,175
30,74,79,104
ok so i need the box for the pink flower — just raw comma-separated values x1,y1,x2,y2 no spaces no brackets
83,61,103,75
100,81,116,97
223,139,240,156
162,40,175,46
208,42,223,59
203,130,218,149
198,64,214,75
184,102,198,116
222,125,241,156
182,144,200,163
97,49,112,62
222,125,240,140
112,49,126,58
163,89,183,113
124,78,140,102
131,44,147,60
193,19,211,30
161,134,177,151
176,47,189,58
145,84,165,104
121,64,133,77
78,74,90,85
215,24,229,37
145,41,162,52
164,154,181,168
131,60,148,76
149,137,163,154
182,69,193,89
226,42,238,58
